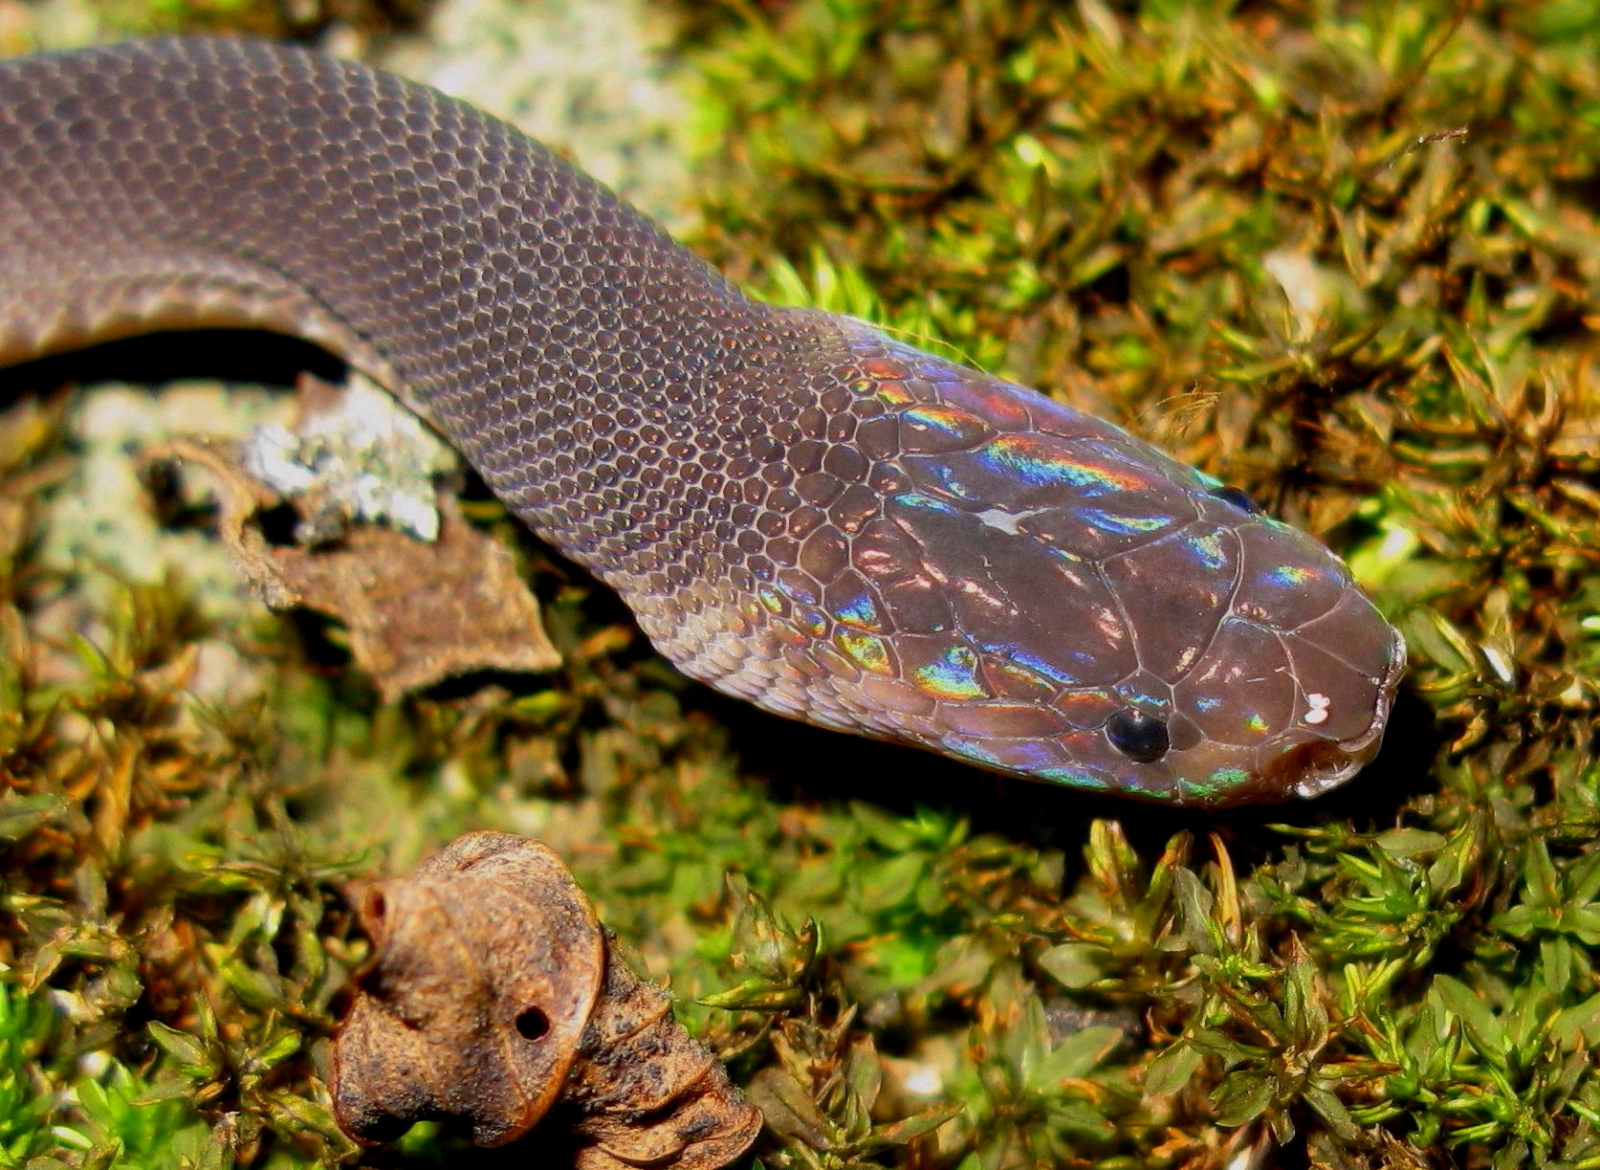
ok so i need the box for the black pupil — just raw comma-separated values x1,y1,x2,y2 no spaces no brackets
1105,708,1170,762
1210,484,1261,514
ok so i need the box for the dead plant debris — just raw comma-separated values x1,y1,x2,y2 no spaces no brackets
331,832,762,1166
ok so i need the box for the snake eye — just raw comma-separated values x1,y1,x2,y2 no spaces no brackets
1105,708,1170,763
1209,484,1261,514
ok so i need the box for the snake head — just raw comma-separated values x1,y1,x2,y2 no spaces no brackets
673,317,1405,807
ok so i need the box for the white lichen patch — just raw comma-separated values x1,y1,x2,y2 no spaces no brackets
242,376,455,542
379,0,693,229
40,381,291,610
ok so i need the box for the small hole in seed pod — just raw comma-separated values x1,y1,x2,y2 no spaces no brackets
516,1007,550,1041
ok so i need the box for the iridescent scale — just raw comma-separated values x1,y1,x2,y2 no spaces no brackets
652,316,1403,805
0,40,1404,806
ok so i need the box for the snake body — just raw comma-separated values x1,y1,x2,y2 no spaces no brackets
0,39,1404,805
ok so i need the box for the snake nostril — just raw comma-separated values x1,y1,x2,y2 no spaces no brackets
1105,708,1170,762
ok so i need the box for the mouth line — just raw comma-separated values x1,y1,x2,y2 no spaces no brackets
1343,628,1408,751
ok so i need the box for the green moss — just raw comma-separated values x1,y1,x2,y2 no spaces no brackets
4,0,1600,1167
80,0,424,40
678,4,1600,1162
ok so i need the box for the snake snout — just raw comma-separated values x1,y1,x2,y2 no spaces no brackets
1267,713,1393,801
1278,617,1407,799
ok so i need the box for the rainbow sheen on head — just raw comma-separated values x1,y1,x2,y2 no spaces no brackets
707,317,1403,806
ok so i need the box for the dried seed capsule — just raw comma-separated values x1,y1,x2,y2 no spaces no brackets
330,831,762,1167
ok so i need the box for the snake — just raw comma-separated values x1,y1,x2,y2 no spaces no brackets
0,37,1405,807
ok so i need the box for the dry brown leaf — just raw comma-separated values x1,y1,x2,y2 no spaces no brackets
154,436,559,700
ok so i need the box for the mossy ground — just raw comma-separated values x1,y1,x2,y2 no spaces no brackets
3,1,1600,1168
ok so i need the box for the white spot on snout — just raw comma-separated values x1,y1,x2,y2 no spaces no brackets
1303,692,1331,725
975,505,1054,536
976,507,1024,534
